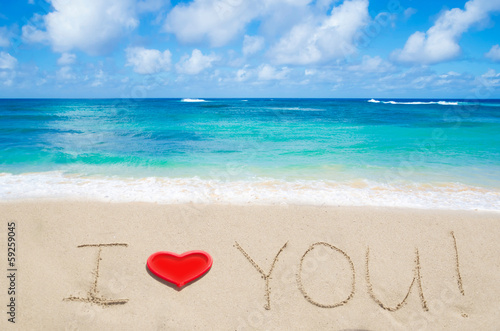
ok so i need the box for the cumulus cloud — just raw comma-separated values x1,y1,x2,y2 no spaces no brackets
125,46,172,74
268,0,370,65
176,49,218,75
485,44,500,62
22,21,48,44
164,0,259,47
0,52,17,70
242,35,265,56
393,0,500,64
257,64,290,80
257,0,313,39
164,0,315,47
22,0,139,55
57,53,76,65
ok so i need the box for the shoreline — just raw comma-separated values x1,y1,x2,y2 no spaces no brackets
1,171,499,212
1,197,500,213
1,201,500,329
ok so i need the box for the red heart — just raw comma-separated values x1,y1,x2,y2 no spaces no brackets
147,251,213,287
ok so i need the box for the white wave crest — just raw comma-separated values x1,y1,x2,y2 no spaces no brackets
368,99,459,106
181,98,206,102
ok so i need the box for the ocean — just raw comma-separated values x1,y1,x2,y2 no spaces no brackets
1,98,499,210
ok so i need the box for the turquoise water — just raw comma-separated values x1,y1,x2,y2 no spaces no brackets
1,98,499,209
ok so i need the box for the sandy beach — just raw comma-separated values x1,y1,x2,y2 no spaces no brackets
1,201,499,330
3,0,500,329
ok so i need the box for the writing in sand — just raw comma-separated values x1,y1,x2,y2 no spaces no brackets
63,231,465,314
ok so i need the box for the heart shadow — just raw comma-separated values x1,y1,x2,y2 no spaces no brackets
145,264,210,291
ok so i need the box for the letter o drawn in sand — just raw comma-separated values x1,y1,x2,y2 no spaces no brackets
297,242,356,308
147,251,213,288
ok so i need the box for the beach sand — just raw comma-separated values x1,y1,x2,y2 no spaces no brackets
1,201,500,330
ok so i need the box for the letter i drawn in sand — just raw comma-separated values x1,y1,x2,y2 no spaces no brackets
451,231,465,296
64,243,129,307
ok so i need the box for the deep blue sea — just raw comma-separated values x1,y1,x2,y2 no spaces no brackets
1,98,499,210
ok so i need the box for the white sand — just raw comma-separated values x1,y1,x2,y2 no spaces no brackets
1,201,499,330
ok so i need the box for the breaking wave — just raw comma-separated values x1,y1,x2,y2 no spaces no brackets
181,98,207,102
368,99,459,106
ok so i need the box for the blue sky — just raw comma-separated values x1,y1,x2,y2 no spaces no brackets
0,0,499,98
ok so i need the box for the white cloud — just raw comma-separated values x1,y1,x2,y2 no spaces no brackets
305,69,317,76
257,0,312,39
257,64,290,80
235,65,252,82
485,44,500,62
57,53,76,65
393,0,500,64
482,69,500,80
347,55,394,73
314,0,337,10
242,35,265,56
269,0,370,65
125,46,172,74
164,0,315,47
0,70,15,86
439,71,461,78
176,49,218,75
57,66,76,80
91,69,107,87
0,27,10,47
22,22,48,44
476,69,500,90
403,8,417,20
482,69,500,78
164,0,259,47
0,52,17,70
137,0,169,13
22,0,139,55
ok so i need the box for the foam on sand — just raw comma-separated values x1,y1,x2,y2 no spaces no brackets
0,172,498,211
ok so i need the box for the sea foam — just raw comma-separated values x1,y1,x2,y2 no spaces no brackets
0,172,498,211
181,98,207,102
368,99,459,105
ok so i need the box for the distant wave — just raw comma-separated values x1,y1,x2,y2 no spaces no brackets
368,99,459,106
181,98,207,102
267,107,326,111
476,102,500,107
